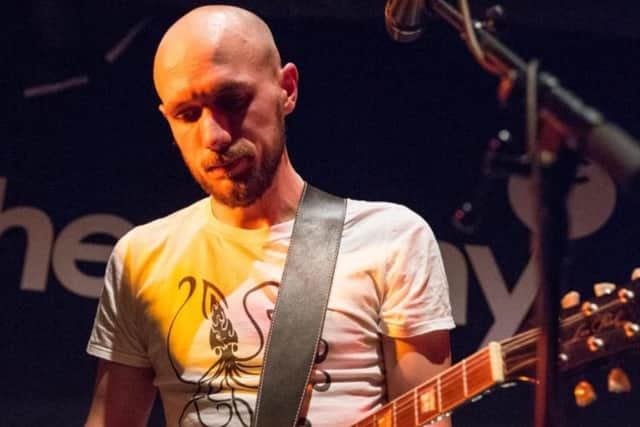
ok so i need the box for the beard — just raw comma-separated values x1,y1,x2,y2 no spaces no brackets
189,125,286,208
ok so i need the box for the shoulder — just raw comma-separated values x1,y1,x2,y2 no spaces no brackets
344,198,434,238
113,197,209,258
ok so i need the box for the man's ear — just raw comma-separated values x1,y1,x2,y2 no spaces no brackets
280,62,299,115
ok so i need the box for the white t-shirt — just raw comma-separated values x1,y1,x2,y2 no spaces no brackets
87,197,454,427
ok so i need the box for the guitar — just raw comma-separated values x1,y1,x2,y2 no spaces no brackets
352,275,640,427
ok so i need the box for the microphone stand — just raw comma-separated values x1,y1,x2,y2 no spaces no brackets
424,1,640,426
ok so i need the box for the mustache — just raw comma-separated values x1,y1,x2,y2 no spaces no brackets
203,142,254,169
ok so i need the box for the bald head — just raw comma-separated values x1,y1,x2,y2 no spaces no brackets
153,5,282,101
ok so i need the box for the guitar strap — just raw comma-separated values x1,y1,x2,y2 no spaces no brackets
252,184,347,427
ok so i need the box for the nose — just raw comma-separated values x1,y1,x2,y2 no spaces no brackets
200,108,232,152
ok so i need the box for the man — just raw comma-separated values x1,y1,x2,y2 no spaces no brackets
85,5,454,427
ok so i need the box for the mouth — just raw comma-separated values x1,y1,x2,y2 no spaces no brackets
205,156,253,178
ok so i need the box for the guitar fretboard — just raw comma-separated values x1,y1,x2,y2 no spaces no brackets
352,342,504,427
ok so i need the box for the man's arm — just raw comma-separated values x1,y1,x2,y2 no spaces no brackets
85,359,157,427
382,329,452,427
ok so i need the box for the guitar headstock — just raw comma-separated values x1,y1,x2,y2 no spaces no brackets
501,270,640,385
558,274,640,375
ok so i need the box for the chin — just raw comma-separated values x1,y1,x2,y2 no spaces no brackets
202,178,263,208
194,142,283,208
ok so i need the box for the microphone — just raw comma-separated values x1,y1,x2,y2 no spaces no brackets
384,0,428,43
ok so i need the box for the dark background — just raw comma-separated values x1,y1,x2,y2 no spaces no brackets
3,1,640,425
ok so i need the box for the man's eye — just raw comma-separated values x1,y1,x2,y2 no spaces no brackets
217,94,249,112
174,108,201,122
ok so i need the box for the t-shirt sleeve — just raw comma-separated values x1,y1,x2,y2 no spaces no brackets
378,208,455,338
86,240,151,368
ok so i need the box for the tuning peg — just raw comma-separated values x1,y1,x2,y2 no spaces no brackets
608,367,632,393
594,282,616,297
624,322,640,338
574,380,597,407
631,268,640,281
587,336,604,352
581,301,599,316
618,288,635,303
561,290,581,309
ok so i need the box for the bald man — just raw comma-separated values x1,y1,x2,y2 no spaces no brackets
85,5,454,427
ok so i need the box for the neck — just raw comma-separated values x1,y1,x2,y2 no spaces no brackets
209,151,304,229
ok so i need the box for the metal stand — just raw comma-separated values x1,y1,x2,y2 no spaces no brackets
386,1,640,426
531,118,579,427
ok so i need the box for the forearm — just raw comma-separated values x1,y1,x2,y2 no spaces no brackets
85,360,157,427
383,330,453,426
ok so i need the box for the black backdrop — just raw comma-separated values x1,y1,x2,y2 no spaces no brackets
3,1,640,426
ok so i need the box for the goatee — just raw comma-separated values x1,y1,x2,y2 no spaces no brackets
195,133,285,208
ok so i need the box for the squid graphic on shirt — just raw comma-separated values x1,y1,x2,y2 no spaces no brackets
167,276,330,427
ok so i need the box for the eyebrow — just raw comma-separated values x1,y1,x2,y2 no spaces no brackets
166,80,253,113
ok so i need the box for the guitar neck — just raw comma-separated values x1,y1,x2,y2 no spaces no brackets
352,277,640,426
352,342,505,427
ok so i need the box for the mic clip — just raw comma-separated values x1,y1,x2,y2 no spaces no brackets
452,129,531,235
480,4,507,34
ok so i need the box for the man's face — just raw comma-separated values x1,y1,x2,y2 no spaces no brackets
157,42,289,207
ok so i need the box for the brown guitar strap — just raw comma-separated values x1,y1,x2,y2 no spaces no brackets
252,184,347,427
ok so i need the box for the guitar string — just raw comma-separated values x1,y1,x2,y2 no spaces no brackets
353,292,633,426
498,296,634,374
355,343,541,426
355,363,492,426
501,294,629,353
370,331,539,422
355,330,546,426
354,351,494,425
355,341,534,426
559,297,629,326
357,324,618,427
501,289,632,347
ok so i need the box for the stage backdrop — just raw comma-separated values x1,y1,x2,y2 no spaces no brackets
3,1,640,426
